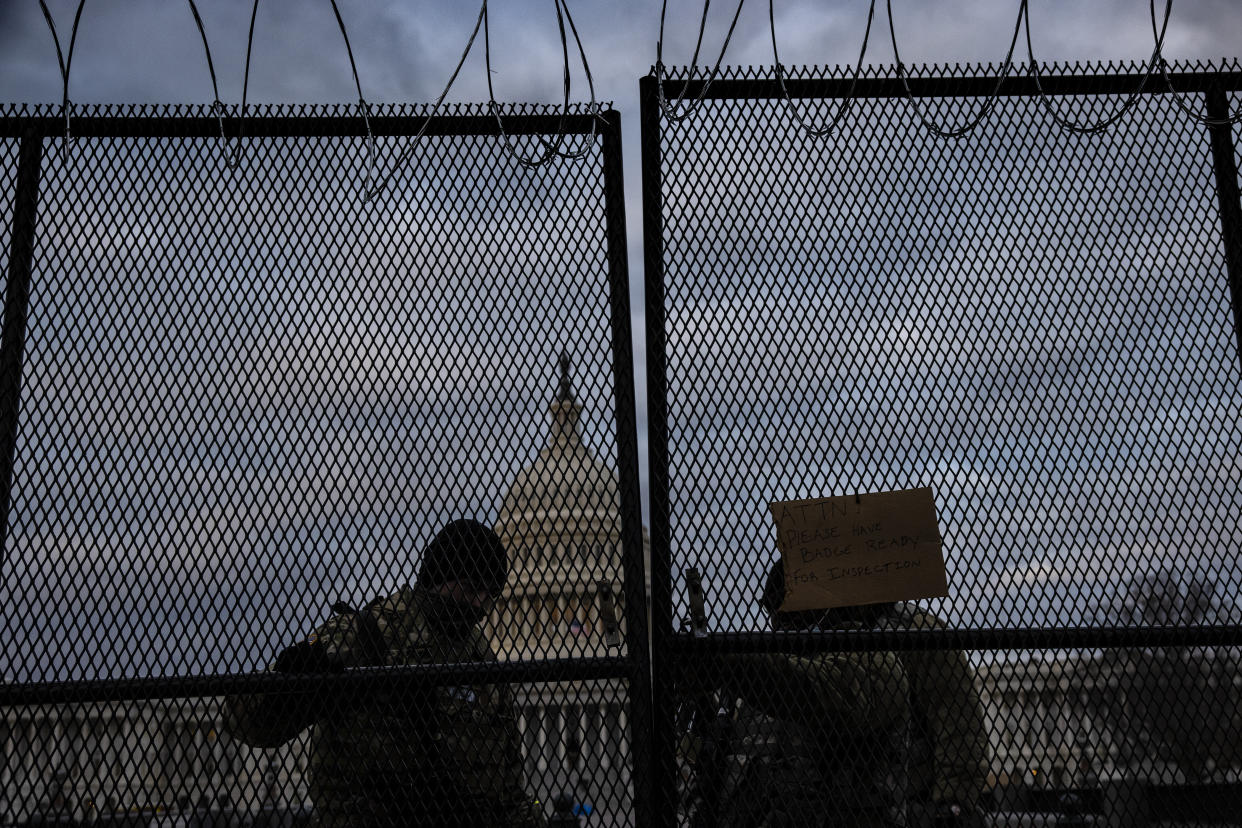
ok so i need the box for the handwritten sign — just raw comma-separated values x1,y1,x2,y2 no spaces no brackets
769,487,948,611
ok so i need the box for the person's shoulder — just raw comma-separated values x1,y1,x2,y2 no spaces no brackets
889,601,947,630
807,648,908,700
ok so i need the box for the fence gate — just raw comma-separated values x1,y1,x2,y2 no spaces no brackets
641,62,1242,827
0,103,651,827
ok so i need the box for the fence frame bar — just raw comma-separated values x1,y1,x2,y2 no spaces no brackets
0,134,43,569
0,657,635,707
0,113,604,140
654,69,1242,102
599,108,658,828
639,72,680,828
1205,89,1242,370
669,626,1242,655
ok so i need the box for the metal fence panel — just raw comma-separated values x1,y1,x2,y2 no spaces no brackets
643,62,1242,827
0,103,647,827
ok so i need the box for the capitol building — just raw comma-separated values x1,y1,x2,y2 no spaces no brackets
487,355,645,824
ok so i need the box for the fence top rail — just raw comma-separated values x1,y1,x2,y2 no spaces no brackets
670,625,1242,654
647,60,1242,100
0,102,618,139
0,657,635,708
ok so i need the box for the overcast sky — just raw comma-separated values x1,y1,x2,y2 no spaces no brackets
4,1,1242,105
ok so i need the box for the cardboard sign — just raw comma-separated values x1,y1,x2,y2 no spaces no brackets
769,487,948,611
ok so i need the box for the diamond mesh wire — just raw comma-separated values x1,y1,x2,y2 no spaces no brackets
647,62,1242,825
0,103,642,826
653,64,1242,631
3,699,315,825
2,682,637,826
1,136,13,298
978,646,1242,800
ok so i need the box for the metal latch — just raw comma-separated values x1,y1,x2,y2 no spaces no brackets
686,567,708,638
596,580,621,648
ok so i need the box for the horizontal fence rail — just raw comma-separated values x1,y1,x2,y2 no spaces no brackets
669,626,1242,653
0,111,610,139
0,658,636,707
654,67,1242,100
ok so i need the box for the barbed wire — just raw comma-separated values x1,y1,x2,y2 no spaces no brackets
1022,0,1167,134
186,1,231,163
225,0,261,171
220,0,376,178
1148,0,1242,126
655,0,748,124
362,2,487,202
37,0,86,160
673,0,1241,137
328,0,377,194
364,0,604,200
889,0,1025,138
31,0,1242,168
554,0,606,156
35,1,599,198
770,0,876,138
484,0,601,169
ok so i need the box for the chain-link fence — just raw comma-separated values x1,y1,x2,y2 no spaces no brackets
0,103,650,827
642,62,1242,827
5,60,1242,828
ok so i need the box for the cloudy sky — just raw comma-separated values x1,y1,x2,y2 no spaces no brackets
2,2,1242,679
4,1,1242,105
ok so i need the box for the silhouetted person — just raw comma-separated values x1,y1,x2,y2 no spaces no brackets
225,520,542,827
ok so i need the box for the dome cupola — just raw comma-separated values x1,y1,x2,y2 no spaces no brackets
494,353,621,591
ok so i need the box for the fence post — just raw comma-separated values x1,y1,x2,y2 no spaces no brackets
599,108,656,828
1205,89,1242,371
0,133,43,565
639,72,679,828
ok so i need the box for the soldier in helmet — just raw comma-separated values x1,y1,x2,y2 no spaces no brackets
224,519,543,828
680,559,911,828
